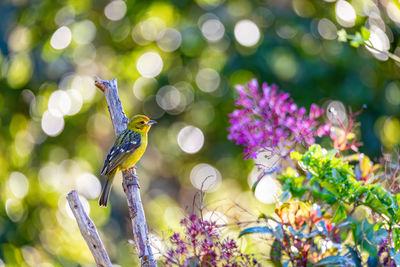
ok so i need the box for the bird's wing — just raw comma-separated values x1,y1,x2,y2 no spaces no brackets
101,130,141,176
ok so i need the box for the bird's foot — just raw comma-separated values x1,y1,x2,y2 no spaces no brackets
126,179,140,188
127,166,137,175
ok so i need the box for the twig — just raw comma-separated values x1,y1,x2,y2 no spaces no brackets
66,190,112,267
360,219,374,246
363,41,400,64
95,77,157,267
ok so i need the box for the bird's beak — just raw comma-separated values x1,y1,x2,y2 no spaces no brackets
147,120,157,125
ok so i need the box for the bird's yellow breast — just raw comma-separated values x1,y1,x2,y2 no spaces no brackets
120,133,148,171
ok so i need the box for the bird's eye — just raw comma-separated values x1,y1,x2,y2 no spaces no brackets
140,121,145,124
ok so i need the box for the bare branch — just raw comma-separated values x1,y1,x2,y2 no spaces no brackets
95,77,129,136
95,76,157,267
66,190,112,267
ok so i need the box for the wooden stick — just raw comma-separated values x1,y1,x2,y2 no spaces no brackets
66,190,112,267
95,77,157,267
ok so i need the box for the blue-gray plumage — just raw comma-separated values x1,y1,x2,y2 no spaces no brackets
101,129,142,176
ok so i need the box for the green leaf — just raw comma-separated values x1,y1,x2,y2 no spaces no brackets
361,26,370,41
350,33,363,48
332,204,347,223
346,245,362,267
367,256,378,267
393,228,400,251
270,239,283,267
314,256,355,266
239,226,273,238
352,219,378,257
373,228,388,244
337,29,348,42
290,151,302,160
373,222,384,231
364,191,390,218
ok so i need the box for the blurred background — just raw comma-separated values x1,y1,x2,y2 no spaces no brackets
0,0,399,265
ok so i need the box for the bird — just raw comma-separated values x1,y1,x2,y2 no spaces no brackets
99,114,157,207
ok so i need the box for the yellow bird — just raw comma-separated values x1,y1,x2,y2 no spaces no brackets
99,115,157,207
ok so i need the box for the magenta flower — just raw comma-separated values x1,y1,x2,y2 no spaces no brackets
164,214,259,266
228,79,329,159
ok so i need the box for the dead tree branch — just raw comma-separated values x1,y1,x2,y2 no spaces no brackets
66,190,112,267
95,77,157,267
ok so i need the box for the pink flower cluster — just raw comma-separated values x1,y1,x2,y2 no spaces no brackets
228,79,329,159
164,214,259,267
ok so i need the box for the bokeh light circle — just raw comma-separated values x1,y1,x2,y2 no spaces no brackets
382,118,400,145
76,173,102,199
137,52,163,78
133,77,157,101
326,101,347,125
157,28,182,52
156,85,182,111
254,175,280,204
50,26,72,50
385,82,400,105
195,68,220,92
141,18,166,42
9,172,29,199
190,163,221,192
48,90,71,117
41,110,65,137
72,20,96,45
143,95,165,119
335,0,356,27
195,0,225,9
234,20,260,47
104,0,127,21
177,126,204,154
66,89,83,115
201,19,225,42
318,19,337,40
366,26,390,61
6,199,24,222
54,6,75,26
387,2,400,24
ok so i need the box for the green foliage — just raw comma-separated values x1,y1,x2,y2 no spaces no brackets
332,205,346,223
247,142,400,265
239,200,353,266
338,26,400,64
287,145,399,224
337,27,370,48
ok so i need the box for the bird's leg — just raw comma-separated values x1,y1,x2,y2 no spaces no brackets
125,167,140,188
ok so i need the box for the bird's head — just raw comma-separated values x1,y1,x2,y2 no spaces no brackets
128,115,157,133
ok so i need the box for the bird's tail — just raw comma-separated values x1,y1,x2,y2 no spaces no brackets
99,177,113,207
